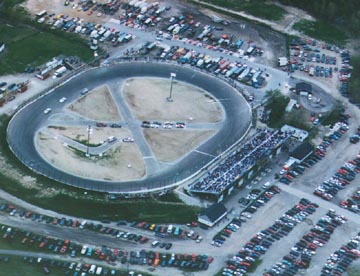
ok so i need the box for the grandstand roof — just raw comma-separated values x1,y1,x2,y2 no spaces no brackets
290,142,314,162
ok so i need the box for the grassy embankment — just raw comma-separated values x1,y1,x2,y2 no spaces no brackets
0,1,93,75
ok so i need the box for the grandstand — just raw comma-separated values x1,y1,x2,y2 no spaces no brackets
189,129,291,200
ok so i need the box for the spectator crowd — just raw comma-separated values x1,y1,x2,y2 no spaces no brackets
190,129,291,194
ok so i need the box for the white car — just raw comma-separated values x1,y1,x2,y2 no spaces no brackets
59,97,67,103
44,108,52,114
122,137,134,143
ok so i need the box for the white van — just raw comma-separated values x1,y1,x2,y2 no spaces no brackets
81,245,88,255
151,240,160,247
167,225,173,234
79,220,87,229
262,181,271,189
89,264,96,274
95,266,103,275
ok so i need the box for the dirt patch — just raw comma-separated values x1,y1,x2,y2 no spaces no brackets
22,0,110,24
68,85,120,121
123,78,224,123
36,131,145,181
143,129,215,162
47,125,129,145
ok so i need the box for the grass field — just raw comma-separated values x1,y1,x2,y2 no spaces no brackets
203,0,286,21
0,24,93,75
293,19,348,45
0,115,199,223
0,255,66,276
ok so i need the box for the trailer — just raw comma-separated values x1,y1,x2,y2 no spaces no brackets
146,42,157,51
238,67,250,81
45,57,63,71
246,46,255,56
233,66,244,76
54,66,67,77
36,72,50,80
36,10,47,18
225,65,238,78
252,71,262,88
103,30,112,39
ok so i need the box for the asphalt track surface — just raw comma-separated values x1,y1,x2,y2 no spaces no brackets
7,62,251,193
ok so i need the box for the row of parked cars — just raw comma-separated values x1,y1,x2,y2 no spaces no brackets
127,250,211,270
321,231,360,276
314,154,359,201
287,37,342,78
340,186,360,213
130,221,201,242
264,210,347,276
121,1,170,29
148,44,264,88
1,221,211,273
37,11,133,50
160,14,263,59
17,255,132,276
349,126,360,144
0,203,149,245
222,198,318,276
337,51,352,98
279,120,350,186
141,121,186,129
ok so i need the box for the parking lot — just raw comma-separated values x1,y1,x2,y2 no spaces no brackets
1,1,360,276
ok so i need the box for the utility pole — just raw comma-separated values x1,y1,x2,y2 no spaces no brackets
166,72,176,102
86,125,92,157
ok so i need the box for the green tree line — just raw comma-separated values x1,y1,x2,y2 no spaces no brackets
278,0,360,35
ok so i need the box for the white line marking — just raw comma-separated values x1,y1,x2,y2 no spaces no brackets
194,150,216,158
143,156,155,159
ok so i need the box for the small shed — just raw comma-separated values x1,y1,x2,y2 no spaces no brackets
290,142,314,163
198,203,228,228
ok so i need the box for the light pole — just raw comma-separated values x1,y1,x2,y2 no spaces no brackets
167,72,176,102
86,125,92,157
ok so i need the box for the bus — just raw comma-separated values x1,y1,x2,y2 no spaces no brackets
36,10,47,18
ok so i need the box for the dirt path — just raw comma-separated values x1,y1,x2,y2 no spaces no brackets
193,0,312,37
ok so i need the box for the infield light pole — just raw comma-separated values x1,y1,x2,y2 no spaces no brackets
86,125,92,157
167,72,176,102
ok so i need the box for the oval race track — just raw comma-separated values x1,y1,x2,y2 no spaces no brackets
7,62,252,193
